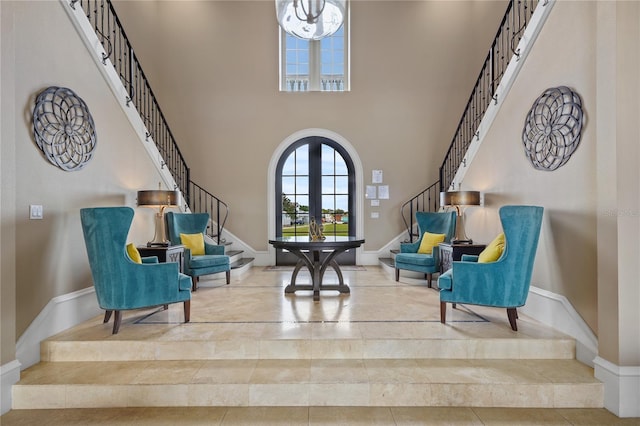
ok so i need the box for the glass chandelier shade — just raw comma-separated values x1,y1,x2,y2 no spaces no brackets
275,0,346,41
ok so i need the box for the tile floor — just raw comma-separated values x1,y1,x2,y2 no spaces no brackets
3,266,639,424
2,406,638,425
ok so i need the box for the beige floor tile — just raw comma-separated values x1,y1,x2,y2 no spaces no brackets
391,406,483,425
250,359,312,384
249,384,310,406
309,383,370,406
222,406,309,425
187,384,249,406
555,408,640,425
309,406,395,425
369,383,432,406
472,407,571,425
310,359,369,383
193,359,257,384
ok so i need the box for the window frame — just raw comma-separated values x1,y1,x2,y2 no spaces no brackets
278,6,350,92
275,136,356,265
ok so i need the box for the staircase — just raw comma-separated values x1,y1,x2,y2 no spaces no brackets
380,0,552,270
11,267,602,410
65,0,253,273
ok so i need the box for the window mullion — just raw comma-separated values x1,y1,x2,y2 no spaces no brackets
309,40,321,91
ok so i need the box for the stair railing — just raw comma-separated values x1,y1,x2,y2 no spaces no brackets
70,0,228,242
189,181,229,245
402,0,541,242
440,0,539,191
399,181,440,242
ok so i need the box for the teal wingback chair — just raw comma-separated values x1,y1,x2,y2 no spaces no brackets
165,212,230,291
438,205,544,331
395,211,457,287
80,207,191,334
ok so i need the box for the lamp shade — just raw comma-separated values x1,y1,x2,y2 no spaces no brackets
137,190,179,207
276,0,346,40
440,191,480,207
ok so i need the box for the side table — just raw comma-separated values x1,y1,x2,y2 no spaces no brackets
439,242,486,273
137,245,185,273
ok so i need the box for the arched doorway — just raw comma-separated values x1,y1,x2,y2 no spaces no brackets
269,130,362,266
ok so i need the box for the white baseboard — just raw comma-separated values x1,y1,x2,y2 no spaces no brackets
520,286,598,366
1,359,21,415
594,356,640,418
16,287,100,370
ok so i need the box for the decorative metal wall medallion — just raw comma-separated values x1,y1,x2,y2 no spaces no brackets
32,86,97,171
522,86,584,171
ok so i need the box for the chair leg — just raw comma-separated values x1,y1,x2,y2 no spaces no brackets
427,273,432,288
191,276,198,292
395,268,399,281
184,300,191,323
226,270,231,284
112,311,122,334
440,302,447,324
507,308,518,331
103,310,113,324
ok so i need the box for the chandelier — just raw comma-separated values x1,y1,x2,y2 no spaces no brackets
275,0,346,41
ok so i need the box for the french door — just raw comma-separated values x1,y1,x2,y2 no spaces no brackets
275,136,356,265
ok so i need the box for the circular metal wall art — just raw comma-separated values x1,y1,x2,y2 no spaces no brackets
33,86,97,171
522,86,583,171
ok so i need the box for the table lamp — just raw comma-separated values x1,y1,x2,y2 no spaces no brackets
440,190,481,244
137,188,180,246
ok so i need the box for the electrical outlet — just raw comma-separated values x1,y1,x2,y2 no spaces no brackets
29,205,43,220
371,212,379,219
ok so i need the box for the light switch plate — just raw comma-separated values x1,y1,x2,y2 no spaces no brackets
30,205,43,219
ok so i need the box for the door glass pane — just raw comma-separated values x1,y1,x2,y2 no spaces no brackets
335,155,347,175
295,145,309,174
321,176,335,194
321,144,335,175
295,176,309,194
282,176,295,195
335,176,348,194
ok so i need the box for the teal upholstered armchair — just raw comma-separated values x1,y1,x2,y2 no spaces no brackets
438,205,544,331
80,207,191,334
165,212,230,291
395,211,457,287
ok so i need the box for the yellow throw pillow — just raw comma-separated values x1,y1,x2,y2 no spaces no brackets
478,233,506,263
417,232,446,254
180,233,205,256
126,243,142,264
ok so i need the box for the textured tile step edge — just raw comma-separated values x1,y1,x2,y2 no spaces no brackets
12,382,603,409
40,338,576,362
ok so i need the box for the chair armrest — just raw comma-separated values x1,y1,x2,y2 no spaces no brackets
444,259,524,307
432,245,441,264
111,262,188,309
141,256,159,264
460,254,479,262
205,242,225,255
400,241,420,253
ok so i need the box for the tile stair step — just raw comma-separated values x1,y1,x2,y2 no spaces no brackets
40,335,576,362
378,257,394,269
226,249,243,262
12,358,603,409
230,257,254,270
